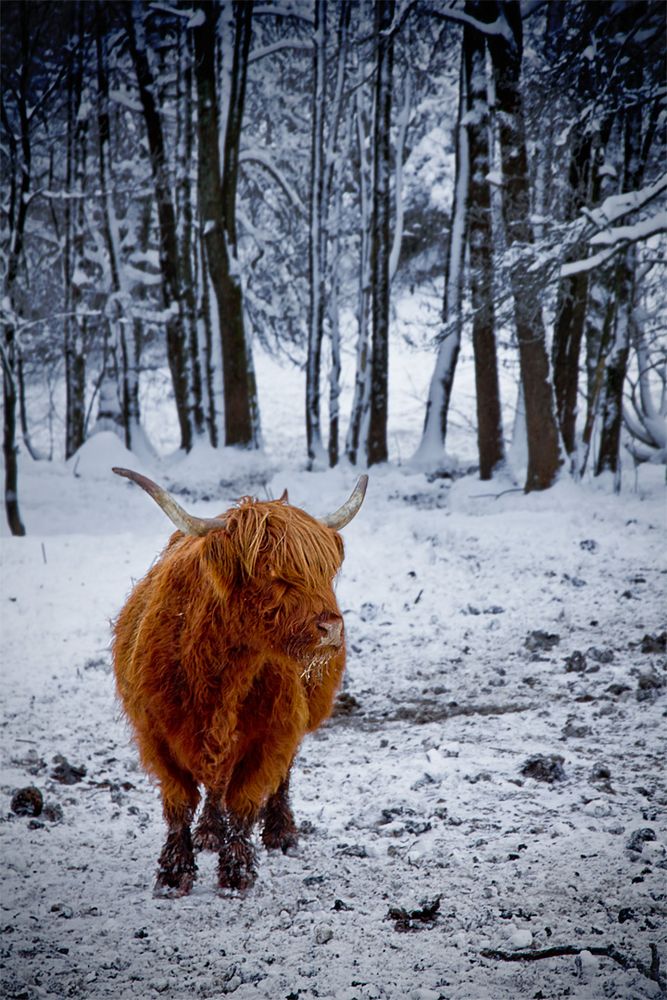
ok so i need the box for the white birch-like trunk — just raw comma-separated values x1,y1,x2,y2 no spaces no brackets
412,55,469,468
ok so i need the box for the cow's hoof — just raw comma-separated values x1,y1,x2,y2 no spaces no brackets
262,825,299,855
217,848,258,894
153,867,196,898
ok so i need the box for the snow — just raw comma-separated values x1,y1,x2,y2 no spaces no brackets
1,347,666,999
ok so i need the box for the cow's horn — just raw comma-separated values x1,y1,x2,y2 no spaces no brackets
320,475,368,530
112,467,227,536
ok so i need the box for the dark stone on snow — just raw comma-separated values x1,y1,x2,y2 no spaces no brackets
618,907,635,923
626,828,656,853
387,895,440,932
641,632,667,653
10,786,43,817
50,754,87,785
562,721,591,738
520,754,566,783
331,692,360,717
564,651,587,673
636,671,665,702
525,631,560,652
606,683,631,697
587,646,615,664
43,802,64,823
579,539,599,552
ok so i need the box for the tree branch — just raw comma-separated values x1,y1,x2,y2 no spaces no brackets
481,943,665,990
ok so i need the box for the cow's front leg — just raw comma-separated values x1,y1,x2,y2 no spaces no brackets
218,812,258,893
261,771,299,854
193,791,226,852
155,804,197,898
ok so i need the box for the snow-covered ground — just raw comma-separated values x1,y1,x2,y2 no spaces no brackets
1,345,666,1000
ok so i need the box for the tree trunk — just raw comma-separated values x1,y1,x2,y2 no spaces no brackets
488,0,562,492
366,0,395,467
306,0,327,467
346,89,372,466
63,1,87,459
414,47,468,466
550,135,592,458
464,10,504,479
595,4,646,484
2,333,26,536
2,2,32,534
193,0,257,448
127,1,194,452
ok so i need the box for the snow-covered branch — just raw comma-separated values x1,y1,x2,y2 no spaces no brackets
248,38,313,63
421,1,515,42
253,4,314,24
238,148,305,215
589,212,667,248
559,174,667,278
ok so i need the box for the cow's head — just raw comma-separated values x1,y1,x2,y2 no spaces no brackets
113,468,367,671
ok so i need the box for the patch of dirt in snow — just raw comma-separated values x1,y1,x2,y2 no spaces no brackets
1,465,666,1000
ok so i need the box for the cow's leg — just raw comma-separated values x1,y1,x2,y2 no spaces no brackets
151,747,200,897
193,791,226,852
261,770,299,853
217,811,258,893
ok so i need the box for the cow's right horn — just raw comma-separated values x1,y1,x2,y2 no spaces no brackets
320,475,368,530
112,468,227,536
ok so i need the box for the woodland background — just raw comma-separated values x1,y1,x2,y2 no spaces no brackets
2,0,666,537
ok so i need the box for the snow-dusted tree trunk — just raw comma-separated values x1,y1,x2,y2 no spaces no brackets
413,49,468,467
550,4,611,462
1,2,37,534
176,27,204,441
63,2,87,460
306,0,327,468
595,7,647,485
346,88,373,466
366,0,395,467
193,0,258,448
96,11,143,451
126,0,195,452
464,11,504,479
487,0,562,492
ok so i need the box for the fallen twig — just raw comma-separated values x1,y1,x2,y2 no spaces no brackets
481,943,665,990
470,488,524,500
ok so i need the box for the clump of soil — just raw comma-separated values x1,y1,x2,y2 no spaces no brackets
387,896,441,932
10,786,43,816
636,671,664,703
50,754,86,784
521,754,566,783
640,632,666,653
525,631,560,652
332,692,361,717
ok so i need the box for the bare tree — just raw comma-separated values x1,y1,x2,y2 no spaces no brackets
487,0,562,491
464,5,504,479
366,0,395,467
193,0,259,448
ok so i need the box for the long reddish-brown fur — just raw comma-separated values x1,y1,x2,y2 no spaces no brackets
112,494,347,895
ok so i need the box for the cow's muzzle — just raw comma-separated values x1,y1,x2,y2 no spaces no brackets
316,612,343,649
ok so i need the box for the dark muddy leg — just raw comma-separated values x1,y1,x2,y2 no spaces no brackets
218,812,258,893
261,772,299,854
154,806,197,898
193,792,226,852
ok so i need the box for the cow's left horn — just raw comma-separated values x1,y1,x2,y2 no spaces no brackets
320,475,368,530
112,467,227,536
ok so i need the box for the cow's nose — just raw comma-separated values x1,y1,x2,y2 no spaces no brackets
317,614,343,648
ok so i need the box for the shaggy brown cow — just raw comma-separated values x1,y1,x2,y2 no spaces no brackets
111,468,367,896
